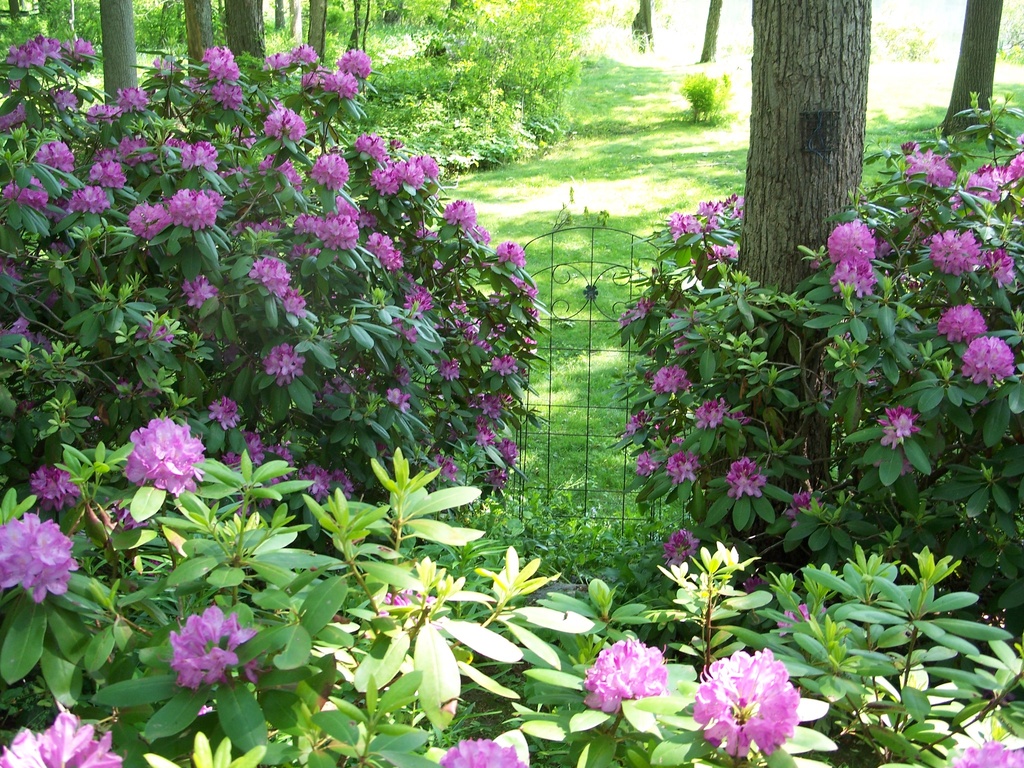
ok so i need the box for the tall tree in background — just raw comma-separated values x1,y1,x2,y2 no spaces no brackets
349,0,371,50
289,0,303,44
99,0,138,97
275,0,285,30
742,0,871,292
631,0,653,51
185,0,214,61
699,0,723,63
308,0,327,57
942,0,1004,135
225,0,266,59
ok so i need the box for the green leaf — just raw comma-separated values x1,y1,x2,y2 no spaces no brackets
404,486,482,518
144,688,209,741
577,735,617,768
785,725,837,753
404,519,484,546
621,699,660,734
207,567,246,588
440,620,522,663
111,528,158,550
519,719,566,741
41,647,80,706
1,596,46,683
93,674,179,706
83,627,116,672
878,449,904,486
457,660,519,699
513,606,596,634
300,576,348,635
524,668,584,689
217,684,268,751
413,623,460,730
167,555,220,586
376,671,422,715
501,620,561,668
354,632,410,693
901,686,930,723
130,486,167,522
360,562,421,591
273,625,312,670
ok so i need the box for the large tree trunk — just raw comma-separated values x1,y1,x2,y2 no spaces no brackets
225,0,266,59
8,0,21,18
631,0,653,52
184,0,214,62
289,0,303,44
99,0,138,99
742,0,871,486
942,0,1003,135
742,0,871,293
699,0,723,63
308,0,327,58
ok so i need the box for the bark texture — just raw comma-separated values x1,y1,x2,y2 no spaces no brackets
632,0,653,51
99,0,138,99
699,0,723,63
742,0,871,293
307,0,327,58
942,0,1003,135
184,0,214,62
225,0,266,59
289,0,303,44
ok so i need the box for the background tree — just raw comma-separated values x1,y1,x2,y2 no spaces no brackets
699,0,722,63
99,0,137,96
349,0,371,50
631,0,653,51
225,0,265,58
289,0,302,44
308,0,327,57
742,0,871,292
275,0,285,30
942,0,1004,135
184,0,214,61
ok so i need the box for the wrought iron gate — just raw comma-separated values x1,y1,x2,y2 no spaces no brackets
510,226,660,527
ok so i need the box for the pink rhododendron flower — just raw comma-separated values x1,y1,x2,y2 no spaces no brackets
827,220,875,264
35,140,75,172
69,185,110,213
584,639,668,713
117,86,149,112
180,141,219,172
726,457,767,499
0,513,79,602
366,232,403,271
29,466,80,512
666,451,700,484
128,202,170,239
663,528,699,566
878,406,920,448
982,248,1016,288
438,359,460,380
89,160,127,189
937,304,987,343
962,336,1016,386
126,418,205,496
248,257,291,297
323,70,359,98
444,200,477,229
694,398,729,429
265,104,307,141
337,49,372,79
355,133,389,163
951,741,1024,768
906,148,957,187
928,230,982,275
207,396,240,429
211,81,243,109
263,343,305,385
636,451,660,476
694,649,800,758
668,211,702,241
182,275,218,308
0,713,122,768
310,154,350,190
202,46,240,81
440,739,526,768
170,605,257,689
496,241,527,267
651,365,691,394
165,189,223,230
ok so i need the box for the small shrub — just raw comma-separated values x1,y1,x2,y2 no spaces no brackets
873,20,936,62
680,71,731,124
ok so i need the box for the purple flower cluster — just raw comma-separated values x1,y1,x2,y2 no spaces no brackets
440,740,526,768
928,230,981,275
694,397,728,429
962,336,1016,386
694,649,800,758
265,104,307,141
444,200,477,229
29,465,80,512
249,257,291,297
366,232,404,272
951,742,1024,768
202,46,240,81
651,365,691,394
583,639,668,713
725,457,767,499
937,304,987,343
310,154,350,190
906,148,957,187
666,451,700,484
827,220,877,297
0,513,79,602
878,406,920,448
263,343,305,386
125,417,206,496
0,713,122,768
182,275,218,308
496,241,527,268
169,604,257,689
207,396,240,428
663,528,700,566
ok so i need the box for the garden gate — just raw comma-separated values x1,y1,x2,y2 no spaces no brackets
510,226,661,528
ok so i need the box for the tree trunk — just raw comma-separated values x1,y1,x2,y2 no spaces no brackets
349,0,362,50
225,0,266,59
99,0,138,99
275,0,285,29
289,0,303,44
742,0,871,293
8,0,21,18
631,0,654,52
699,0,722,63
184,0,214,62
942,0,1003,135
308,0,327,58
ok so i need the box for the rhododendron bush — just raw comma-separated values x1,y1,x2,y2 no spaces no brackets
617,106,1024,621
0,36,540,515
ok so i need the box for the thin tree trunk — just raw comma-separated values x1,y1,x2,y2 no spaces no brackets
185,0,214,62
275,0,285,30
699,0,722,63
308,0,327,58
289,0,303,44
349,0,361,50
225,0,266,58
631,0,653,51
99,0,138,99
8,0,21,19
360,0,370,50
942,0,1004,135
